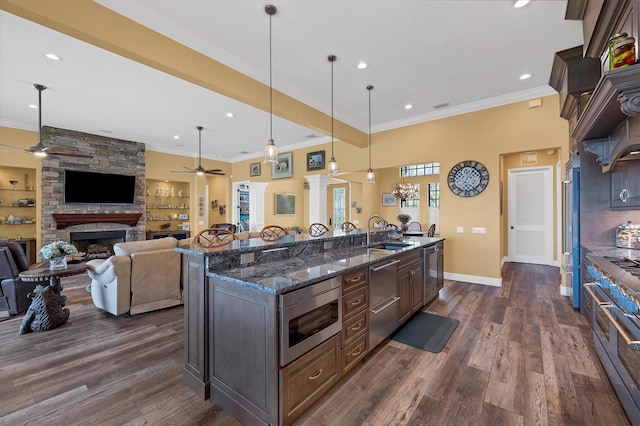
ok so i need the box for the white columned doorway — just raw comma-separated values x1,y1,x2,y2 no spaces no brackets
306,175,330,226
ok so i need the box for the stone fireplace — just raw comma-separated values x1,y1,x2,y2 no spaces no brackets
40,127,146,245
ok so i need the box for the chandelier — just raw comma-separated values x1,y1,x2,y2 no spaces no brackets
391,181,418,200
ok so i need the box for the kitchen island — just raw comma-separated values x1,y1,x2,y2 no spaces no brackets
177,229,444,425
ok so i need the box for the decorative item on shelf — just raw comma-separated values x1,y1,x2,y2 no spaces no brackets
160,223,171,230
24,174,29,190
171,186,175,197
178,189,183,197
397,214,411,231
612,36,636,69
38,240,78,271
0,196,3,205
9,180,18,190
391,181,418,200
263,4,279,165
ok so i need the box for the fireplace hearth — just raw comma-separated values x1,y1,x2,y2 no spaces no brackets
70,230,126,260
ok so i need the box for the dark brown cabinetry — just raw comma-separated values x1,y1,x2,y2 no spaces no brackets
340,267,369,375
610,156,640,208
396,250,423,326
280,335,340,426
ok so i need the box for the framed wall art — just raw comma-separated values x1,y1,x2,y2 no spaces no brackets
382,193,397,206
272,152,293,179
250,162,261,177
275,193,296,215
306,150,325,171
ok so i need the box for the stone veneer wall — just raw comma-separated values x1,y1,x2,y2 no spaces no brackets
41,126,146,245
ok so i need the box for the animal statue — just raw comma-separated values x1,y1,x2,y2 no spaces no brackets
19,283,70,335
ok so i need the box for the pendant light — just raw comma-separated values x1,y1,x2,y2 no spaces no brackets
327,55,339,177
263,4,279,165
366,85,375,183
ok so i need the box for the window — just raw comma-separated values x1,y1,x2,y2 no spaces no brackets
400,162,440,178
400,184,420,208
429,182,440,207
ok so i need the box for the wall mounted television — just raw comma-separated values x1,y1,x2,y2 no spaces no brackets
63,169,136,204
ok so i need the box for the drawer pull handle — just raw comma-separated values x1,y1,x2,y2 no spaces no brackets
350,276,361,283
308,369,323,380
351,299,362,306
351,323,362,331
351,347,362,356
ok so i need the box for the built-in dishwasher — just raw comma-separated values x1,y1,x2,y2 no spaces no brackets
369,259,400,349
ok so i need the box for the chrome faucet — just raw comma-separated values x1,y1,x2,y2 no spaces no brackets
366,215,387,246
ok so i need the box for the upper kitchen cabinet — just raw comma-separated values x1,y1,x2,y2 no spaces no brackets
561,0,640,171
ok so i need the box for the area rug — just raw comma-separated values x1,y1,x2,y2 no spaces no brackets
391,311,459,353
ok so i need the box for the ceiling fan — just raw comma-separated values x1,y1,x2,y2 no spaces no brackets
25,84,92,159
172,126,225,176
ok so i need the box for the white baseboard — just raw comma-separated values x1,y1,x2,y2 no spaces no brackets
444,272,502,287
559,285,572,297
502,256,560,268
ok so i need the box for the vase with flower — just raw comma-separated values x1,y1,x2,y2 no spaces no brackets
38,240,78,270
397,214,411,231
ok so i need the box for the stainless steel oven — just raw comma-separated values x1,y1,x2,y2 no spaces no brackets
279,276,342,366
584,255,640,424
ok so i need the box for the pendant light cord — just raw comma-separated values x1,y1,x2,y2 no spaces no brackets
330,55,335,158
368,86,372,169
269,11,273,141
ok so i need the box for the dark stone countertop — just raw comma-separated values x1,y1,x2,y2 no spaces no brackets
207,236,444,295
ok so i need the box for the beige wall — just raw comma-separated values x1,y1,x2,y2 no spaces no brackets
0,93,570,284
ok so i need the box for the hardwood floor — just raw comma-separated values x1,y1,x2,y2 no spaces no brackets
0,263,630,425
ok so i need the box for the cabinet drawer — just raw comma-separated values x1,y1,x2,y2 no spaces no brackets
342,268,367,293
342,286,368,320
341,309,368,348
341,333,368,376
398,249,421,268
280,335,340,426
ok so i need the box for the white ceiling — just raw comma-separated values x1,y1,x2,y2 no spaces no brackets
0,1,583,162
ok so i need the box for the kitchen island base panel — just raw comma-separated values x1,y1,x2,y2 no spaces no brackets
211,278,278,425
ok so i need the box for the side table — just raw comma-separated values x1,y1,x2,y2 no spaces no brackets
18,263,88,334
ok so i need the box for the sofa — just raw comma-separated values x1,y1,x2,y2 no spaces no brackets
0,241,44,315
86,237,182,316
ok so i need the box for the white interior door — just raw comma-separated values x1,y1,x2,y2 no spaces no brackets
508,166,553,265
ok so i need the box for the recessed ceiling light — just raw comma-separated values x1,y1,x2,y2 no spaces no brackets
520,73,532,80
513,0,530,8
44,52,61,61
404,104,413,110
357,62,368,70
173,135,180,140
27,104,38,109
226,112,234,118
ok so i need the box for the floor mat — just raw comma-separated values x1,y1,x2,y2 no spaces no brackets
391,311,459,353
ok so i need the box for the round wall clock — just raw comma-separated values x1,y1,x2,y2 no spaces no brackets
447,160,489,197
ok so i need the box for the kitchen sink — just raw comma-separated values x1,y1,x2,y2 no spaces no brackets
368,242,411,251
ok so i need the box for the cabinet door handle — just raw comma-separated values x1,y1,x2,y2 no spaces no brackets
620,188,628,202
351,323,362,331
308,369,323,380
351,347,362,356
351,298,362,306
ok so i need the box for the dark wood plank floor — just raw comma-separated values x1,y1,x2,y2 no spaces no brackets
0,263,630,425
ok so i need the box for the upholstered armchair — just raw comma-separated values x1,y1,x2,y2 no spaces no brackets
0,241,42,315
86,237,182,316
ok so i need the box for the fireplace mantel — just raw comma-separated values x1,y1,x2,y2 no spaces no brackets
52,213,142,229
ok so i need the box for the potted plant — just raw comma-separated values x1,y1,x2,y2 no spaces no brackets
38,240,78,270
397,214,411,231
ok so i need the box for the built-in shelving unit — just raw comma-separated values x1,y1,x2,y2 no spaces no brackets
0,167,37,241
145,179,190,234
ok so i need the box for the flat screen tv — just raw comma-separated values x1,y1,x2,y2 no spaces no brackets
64,169,136,204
